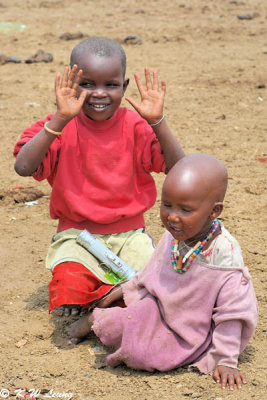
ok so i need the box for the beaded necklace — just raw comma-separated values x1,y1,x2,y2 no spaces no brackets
171,219,220,274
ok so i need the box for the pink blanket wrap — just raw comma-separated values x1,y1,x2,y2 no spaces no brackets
92,228,258,373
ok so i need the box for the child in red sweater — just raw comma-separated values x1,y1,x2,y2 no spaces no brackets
13,36,184,317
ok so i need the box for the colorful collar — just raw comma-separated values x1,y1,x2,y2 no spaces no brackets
171,219,220,274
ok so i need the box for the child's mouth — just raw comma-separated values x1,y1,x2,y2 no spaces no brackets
167,223,183,234
89,103,110,111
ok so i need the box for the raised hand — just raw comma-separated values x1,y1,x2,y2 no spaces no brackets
213,365,247,390
125,67,165,125
55,64,87,120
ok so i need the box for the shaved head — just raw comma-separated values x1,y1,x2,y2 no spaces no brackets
161,154,227,242
70,36,126,77
165,153,228,204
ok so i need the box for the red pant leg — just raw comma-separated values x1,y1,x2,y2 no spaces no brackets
49,262,114,311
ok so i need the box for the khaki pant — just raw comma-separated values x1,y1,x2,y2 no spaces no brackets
46,228,155,284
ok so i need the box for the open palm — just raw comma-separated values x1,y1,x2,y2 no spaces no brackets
126,67,165,124
55,65,87,119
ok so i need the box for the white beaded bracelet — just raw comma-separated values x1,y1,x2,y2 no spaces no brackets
149,115,165,127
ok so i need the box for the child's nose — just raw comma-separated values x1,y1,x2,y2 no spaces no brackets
168,211,180,222
92,87,106,98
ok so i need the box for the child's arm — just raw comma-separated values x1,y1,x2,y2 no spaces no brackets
206,271,257,391
95,286,124,308
213,365,247,390
125,68,184,172
15,65,87,176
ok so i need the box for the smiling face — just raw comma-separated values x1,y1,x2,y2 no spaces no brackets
76,54,129,121
160,155,226,243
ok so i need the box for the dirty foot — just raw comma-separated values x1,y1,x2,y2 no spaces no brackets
68,313,94,345
52,305,82,317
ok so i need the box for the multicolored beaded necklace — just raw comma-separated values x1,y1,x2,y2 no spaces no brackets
171,219,220,274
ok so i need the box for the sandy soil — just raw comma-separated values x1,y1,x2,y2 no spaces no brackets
0,0,266,399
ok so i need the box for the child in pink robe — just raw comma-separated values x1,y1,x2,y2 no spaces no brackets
69,154,258,391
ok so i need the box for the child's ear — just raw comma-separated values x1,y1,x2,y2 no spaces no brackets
210,202,223,219
123,78,130,94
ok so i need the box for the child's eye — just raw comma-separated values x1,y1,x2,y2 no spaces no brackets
80,82,94,88
106,83,119,88
161,202,172,208
181,208,192,213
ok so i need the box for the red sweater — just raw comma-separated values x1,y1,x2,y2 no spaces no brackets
14,108,166,234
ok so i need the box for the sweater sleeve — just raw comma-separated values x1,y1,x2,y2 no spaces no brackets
122,231,171,305
13,114,61,182
142,131,166,173
204,271,258,372
132,114,166,174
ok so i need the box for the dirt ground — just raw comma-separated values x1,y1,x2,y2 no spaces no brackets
0,0,266,399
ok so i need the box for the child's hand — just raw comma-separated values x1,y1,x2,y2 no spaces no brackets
96,286,123,308
55,64,87,121
125,67,165,125
213,365,247,390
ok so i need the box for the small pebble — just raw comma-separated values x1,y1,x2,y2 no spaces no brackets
15,339,27,348
25,102,40,107
59,32,84,40
7,56,21,63
124,35,142,45
25,49,53,63
25,200,38,206
237,13,255,20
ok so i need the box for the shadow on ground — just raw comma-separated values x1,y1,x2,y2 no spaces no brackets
24,284,49,311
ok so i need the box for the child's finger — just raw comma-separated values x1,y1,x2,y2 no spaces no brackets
152,71,159,91
212,368,221,383
61,66,69,88
77,90,87,106
227,374,235,391
234,374,243,389
144,67,152,90
125,96,140,112
240,373,247,384
72,69,83,91
134,73,145,96
67,65,78,88
54,73,61,92
161,80,166,95
220,374,228,390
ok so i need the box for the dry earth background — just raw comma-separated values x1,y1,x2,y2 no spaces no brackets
0,0,266,399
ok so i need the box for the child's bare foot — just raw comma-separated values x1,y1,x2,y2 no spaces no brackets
68,313,94,344
52,305,81,317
